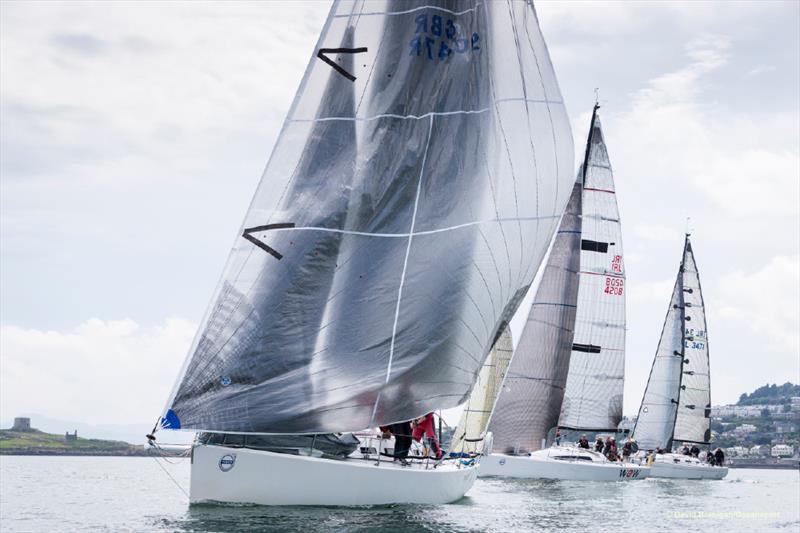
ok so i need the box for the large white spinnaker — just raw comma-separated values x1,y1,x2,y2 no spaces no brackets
559,105,626,434
160,0,574,438
153,0,575,506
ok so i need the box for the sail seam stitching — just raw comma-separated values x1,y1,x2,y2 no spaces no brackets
251,215,560,239
332,3,481,18
288,98,563,123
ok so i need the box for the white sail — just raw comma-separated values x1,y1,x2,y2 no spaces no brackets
449,327,513,454
559,107,626,432
631,277,684,451
160,0,575,436
673,237,712,444
633,235,712,450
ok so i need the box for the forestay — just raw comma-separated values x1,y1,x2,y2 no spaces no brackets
487,177,582,454
559,107,626,433
449,327,513,454
161,0,574,435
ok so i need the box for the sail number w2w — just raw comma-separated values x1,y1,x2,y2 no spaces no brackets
604,276,624,296
409,13,480,61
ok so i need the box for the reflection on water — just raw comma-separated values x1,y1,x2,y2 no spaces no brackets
1,456,797,532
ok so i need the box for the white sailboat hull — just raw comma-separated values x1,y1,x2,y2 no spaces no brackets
646,453,728,479
190,444,478,506
479,447,650,481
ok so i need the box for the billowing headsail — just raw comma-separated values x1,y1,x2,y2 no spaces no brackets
632,235,712,450
486,177,582,454
559,106,626,433
449,327,513,454
162,0,574,435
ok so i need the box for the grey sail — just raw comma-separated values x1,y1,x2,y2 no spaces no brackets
161,0,574,435
486,177,582,454
559,107,626,432
672,237,712,444
631,276,684,451
633,235,712,449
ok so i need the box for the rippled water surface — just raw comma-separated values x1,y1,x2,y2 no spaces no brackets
1,456,798,532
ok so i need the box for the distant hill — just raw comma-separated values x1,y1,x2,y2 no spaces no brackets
0,427,148,456
737,382,800,406
0,414,194,445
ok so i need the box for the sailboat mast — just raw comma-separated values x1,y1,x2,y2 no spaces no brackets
667,234,691,450
580,103,600,186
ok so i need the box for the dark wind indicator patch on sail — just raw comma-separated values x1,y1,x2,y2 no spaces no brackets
317,47,368,81
242,223,296,260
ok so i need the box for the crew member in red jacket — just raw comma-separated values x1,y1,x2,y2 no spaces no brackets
412,412,442,459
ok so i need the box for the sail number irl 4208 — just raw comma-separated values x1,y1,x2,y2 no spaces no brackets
604,276,624,296
409,13,480,62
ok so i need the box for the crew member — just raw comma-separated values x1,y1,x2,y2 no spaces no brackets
411,412,442,459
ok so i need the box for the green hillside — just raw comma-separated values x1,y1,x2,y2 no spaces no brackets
0,428,144,455
737,382,800,406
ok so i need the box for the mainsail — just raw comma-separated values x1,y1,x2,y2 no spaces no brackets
449,327,513,454
161,0,574,435
486,177,582,454
558,105,626,433
673,238,712,444
632,235,712,450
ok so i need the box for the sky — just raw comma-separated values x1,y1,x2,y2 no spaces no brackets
1,1,798,432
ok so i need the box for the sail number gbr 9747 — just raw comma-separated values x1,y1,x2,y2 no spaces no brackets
409,13,480,62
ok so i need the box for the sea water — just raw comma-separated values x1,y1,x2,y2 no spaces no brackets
0,456,798,532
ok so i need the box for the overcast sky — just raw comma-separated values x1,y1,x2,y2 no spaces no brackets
1,1,798,429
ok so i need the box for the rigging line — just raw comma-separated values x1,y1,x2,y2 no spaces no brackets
369,115,435,427
332,2,481,18
150,455,189,500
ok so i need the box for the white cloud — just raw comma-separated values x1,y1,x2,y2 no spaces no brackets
717,255,800,355
0,318,195,425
